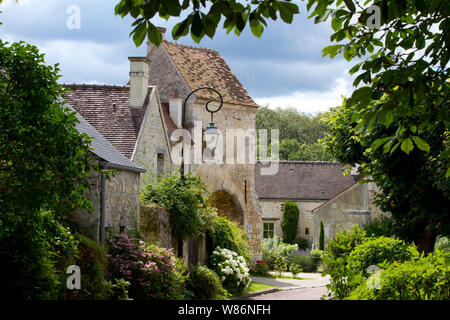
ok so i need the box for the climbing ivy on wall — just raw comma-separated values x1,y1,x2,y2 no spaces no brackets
141,173,207,241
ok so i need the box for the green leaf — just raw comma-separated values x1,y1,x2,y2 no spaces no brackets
201,13,216,38
172,17,191,39
250,18,264,38
322,45,343,58
400,138,414,154
343,0,356,13
411,136,430,152
132,22,148,47
147,23,162,46
371,137,393,151
191,12,204,38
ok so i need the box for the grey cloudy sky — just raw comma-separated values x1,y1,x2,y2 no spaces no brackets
0,0,355,113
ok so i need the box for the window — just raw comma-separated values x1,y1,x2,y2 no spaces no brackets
263,222,275,239
157,153,164,179
305,227,310,235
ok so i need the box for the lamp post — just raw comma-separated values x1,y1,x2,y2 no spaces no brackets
180,87,223,179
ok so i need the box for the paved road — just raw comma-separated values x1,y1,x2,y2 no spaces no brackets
245,286,328,300
239,272,330,300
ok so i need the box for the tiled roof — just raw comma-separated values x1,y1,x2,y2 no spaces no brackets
63,84,148,159
161,102,179,136
255,161,359,201
162,41,259,108
68,105,146,173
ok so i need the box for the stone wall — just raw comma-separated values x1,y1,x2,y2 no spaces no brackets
71,166,102,240
71,165,141,242
139,203,175,249
104,169,141,238
312,182,384,248
140,203,207,265
259,200,324,245
133,89,172,181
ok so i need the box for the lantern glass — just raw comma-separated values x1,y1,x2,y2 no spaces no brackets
204,122,220,151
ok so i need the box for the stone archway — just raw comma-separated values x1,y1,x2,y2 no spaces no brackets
211,190,244,226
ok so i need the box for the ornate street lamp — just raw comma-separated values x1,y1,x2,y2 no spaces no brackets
180,87,223,179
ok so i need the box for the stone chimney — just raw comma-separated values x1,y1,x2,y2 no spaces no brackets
128,57,149,108
169,97,183,127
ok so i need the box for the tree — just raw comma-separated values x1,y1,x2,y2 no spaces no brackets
319,221,325,250
114,0,300,46
0,40,93,299
256,106,333,161
323,99,449,253
281,201,300,244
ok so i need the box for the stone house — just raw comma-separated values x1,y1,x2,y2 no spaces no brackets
64,73,173,180
144,29,263,259
312,180,383,248
70,106,146,242
63,58,174,244
255,161,381,248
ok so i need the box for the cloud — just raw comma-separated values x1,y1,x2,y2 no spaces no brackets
254,75,353,114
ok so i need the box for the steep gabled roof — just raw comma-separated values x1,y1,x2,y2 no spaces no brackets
63,84,147,159
162,41,258,108
255,161,359,201
69,105,146,173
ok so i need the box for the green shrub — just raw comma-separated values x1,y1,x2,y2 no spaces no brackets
294,237,309,250
262,235,298,270
104,279,131,300
281,201,299,244
319,221,325,250
321,225,368,300
250,260,270,276
185,264,228,300
348,236,419,276
0,210,78,300
347,250,450,300
65,234,108,300
362,215,398,238
273,255,289,275
289,264,303,277
141,173,207,241
288,250,317,272
310,249,323,267
204,209,250,263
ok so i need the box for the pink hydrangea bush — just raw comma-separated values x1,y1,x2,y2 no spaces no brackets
106,234,186,299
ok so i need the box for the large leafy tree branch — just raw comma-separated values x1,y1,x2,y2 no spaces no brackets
114,0,299,46
308,0,449,174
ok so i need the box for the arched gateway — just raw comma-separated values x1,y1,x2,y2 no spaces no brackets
211,190,244,226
